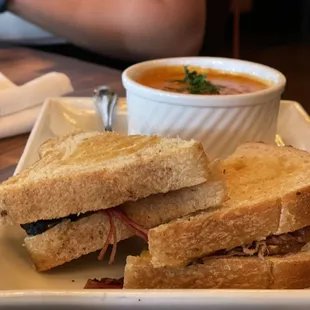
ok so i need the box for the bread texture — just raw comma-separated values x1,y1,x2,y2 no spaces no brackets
25,212,131,271
124,249,310,289
148,143,310,268
0,131,211,225
25,161,226,271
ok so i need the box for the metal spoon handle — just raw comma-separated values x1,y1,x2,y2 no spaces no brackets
93,85,118,132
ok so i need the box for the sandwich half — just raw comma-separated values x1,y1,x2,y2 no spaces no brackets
124,142,310,289
25,164,225,271
0,131,226,271
0,131,211,225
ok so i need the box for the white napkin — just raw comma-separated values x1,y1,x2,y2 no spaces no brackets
0,72,73,139
0,73,16,90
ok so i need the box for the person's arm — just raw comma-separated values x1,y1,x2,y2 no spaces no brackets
8,0,206,61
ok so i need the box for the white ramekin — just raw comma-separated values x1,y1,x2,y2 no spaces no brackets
122,57,286,159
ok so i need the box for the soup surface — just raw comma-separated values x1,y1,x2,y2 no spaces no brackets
135,66,269,95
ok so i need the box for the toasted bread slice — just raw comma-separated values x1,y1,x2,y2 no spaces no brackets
124,249,310,289
25,161,226,271
148,143,310,268
0,131,210,225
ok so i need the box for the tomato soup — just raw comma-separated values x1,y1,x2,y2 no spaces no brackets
135,66,269,95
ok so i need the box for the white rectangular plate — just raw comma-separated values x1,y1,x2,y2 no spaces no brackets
1,97,310,309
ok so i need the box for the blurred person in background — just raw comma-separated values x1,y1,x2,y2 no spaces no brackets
0,0,206,62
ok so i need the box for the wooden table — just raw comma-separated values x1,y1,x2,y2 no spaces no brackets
0,46,124,182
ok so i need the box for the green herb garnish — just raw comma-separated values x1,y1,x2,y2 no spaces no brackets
164,66,220,95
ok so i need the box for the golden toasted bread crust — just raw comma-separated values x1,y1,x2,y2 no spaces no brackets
121,159,226,226
124,251,310,289
278,187,310,233
149,199,281,268
0,132,210,224
25,212,131,271
25,168,226,271
148,143,310,268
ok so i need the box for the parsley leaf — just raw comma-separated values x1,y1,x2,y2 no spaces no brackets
164,66,221,95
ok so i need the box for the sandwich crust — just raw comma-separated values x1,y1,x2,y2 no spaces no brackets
124,250,310,289
149,199,281,268
25,212,130,271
